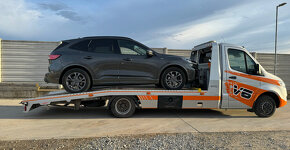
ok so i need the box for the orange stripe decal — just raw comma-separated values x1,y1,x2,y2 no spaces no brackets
225,70,280,86
137,96,142,100
183,96,220,100
137,95,158,100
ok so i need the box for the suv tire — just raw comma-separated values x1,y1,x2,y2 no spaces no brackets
62,68,91,93
161,67,186,90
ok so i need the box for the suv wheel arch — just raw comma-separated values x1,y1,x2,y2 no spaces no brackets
159,65,188,84
253,91,280,108
59,65,93,85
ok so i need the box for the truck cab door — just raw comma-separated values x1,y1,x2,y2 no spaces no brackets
223,46,261,108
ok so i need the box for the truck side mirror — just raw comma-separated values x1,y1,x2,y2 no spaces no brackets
256,64,262,75
147,50,154,57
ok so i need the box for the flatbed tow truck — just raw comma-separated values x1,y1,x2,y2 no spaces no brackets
21,41,287,118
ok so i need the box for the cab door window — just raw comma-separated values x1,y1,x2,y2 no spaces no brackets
118,40,147,55
228,49,247,73
228,49,257,75
245,54,257,75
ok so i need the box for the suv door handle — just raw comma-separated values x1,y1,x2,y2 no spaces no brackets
229,76,237,79
84,56,92,60
123,58,132,61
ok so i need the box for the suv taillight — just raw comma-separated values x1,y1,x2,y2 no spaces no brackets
49,55,61,60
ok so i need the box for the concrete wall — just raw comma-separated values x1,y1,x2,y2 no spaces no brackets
152,48,192,57
0,40,289,90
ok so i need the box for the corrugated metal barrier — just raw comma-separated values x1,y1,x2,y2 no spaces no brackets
256,53,290,90
1,40,59,82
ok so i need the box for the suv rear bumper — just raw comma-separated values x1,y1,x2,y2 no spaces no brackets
44,72,60,84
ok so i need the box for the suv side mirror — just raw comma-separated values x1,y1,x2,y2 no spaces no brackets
147,50,154,57
256,64,262,75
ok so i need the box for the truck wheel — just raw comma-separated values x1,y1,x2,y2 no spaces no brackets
62,68,91,93
254,95,276,117
110,96,136,118
161,67,186,90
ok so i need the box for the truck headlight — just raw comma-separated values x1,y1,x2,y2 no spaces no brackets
279,80,285,87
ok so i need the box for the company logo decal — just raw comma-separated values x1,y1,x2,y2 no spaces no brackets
233,85,253,99
225,80,266,107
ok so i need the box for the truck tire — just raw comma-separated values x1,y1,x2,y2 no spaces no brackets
62,68,91,93
254,95,276,117
161,67,186,90
110,96,136,118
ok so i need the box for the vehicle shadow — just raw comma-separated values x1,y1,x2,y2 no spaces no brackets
0,105,257,119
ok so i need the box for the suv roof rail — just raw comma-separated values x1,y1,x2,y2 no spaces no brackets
82,36,131,39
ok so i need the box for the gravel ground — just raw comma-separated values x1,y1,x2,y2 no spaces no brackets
0,131,289,150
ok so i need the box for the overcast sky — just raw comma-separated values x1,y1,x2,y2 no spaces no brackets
0,0,289,53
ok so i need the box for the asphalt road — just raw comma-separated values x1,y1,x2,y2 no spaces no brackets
0,99,289,140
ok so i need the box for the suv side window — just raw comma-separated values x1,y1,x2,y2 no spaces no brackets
70,40,90,51
228,49,257,75
88,39,116,54
118,39,147,55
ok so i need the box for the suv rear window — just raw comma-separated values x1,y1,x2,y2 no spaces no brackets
70,40,90,51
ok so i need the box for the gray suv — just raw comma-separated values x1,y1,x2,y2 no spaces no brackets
45,36,195,93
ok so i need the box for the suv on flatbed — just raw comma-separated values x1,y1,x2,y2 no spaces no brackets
45,36,195,93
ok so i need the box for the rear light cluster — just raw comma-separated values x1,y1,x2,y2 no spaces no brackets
49,55,61,60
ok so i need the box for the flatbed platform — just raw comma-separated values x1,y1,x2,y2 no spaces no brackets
20,85,215,113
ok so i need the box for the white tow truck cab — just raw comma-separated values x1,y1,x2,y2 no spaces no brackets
21,41,287,118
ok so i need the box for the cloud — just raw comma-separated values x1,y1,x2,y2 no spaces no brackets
56,10,82,21
0,0,42,38
38,2,82,21
0,0,289,53
0,0,85,40
38,2,68,11
142,0,290,53
158,15,242,47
